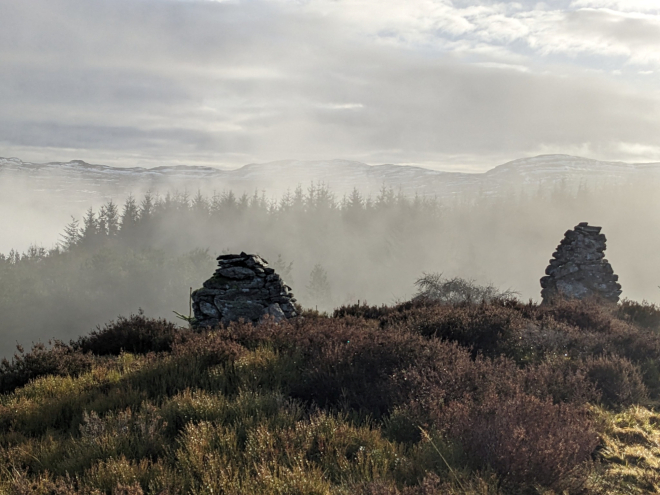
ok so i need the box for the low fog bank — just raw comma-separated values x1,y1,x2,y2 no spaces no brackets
0,180,658,359
0,173,189,254
0,177,81,255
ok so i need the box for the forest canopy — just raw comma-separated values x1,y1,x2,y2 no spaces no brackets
1,180,659,359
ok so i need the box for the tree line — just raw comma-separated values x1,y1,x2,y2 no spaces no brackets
2,178,659,359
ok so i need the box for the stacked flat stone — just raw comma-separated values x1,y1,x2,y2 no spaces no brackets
191,252,297,328
540,222,621,304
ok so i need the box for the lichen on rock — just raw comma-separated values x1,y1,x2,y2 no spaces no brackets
191,252,297,327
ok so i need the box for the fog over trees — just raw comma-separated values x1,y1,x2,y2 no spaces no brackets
1,180,659,359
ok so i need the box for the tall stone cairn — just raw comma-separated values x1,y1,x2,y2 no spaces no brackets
540,222,621,304
191,252,297,328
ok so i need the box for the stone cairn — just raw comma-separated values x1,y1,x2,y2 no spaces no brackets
540,222,621,304
191,252,297,328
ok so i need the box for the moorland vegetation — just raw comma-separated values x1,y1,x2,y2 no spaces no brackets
2,295,660,493
2,182,660,493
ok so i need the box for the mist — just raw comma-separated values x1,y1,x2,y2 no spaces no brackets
1,176,659,360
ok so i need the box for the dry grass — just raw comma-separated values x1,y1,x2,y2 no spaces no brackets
588,405,660,494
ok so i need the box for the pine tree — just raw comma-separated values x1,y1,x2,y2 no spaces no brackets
220,191,237,211
104,200,120,237
7,249,20,264
192,190,208,215
59,217,81,251
139,192,154,222
343,188,364,223
97,205,108,237
179,190,190,211
119,195,139,241
25,245,47,260
347,188,363,210
314,183,335,212
376,184,395,210
293,185,305,212
237,193,249,212
80,207,98,246
279,190,293,212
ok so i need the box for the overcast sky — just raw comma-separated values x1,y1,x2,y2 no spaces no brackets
1,0,660,171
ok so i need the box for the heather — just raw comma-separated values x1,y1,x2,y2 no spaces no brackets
2,297,660,493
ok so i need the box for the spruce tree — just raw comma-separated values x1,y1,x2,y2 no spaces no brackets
192,190,208,215
104,200,120,237
119,195,139,241
220,190,237,211
139,192,155,223
80,207,98,246
59,217,81,251
97,205,108,237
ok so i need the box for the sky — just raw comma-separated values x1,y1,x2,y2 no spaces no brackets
1,0,660,172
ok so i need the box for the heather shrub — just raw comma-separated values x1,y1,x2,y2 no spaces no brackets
171,329,245,369
121,337,245,400
77,405,168,463
4,469,80,495
380,298,660,403
382,406,423,443
230,315,602,417
445,392,598,491
225,317,503,417
384,303,527,358
75,312,180,356
355,472,502,495
7,300,660,493
214,317,412,414
283,319,430,414
617,299,660,330
522,358,600,405
82,456,169,494
174,411,402,494
0,341,93,395
538,298,615,333
509,321,573,364
392,348,515,418
579,354,648,408
333,303,395,320
160,389,301,440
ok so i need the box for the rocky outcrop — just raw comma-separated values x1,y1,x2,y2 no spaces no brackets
191,252,297,328
540,222,621,304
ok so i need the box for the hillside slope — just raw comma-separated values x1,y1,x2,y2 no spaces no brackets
2,298,660,494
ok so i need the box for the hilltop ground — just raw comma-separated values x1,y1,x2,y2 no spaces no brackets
2,298,660,494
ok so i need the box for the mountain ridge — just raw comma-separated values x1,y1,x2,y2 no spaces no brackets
2,154,660,202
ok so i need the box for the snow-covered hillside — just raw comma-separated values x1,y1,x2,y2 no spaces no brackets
2,154,659,205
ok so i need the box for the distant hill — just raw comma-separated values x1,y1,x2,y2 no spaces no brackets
3,153,660,255
2,154,660,204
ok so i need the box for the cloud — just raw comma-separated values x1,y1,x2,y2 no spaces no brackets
571,0,660,13
287,1,660,68
1,0,659,170
526,8,660,66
